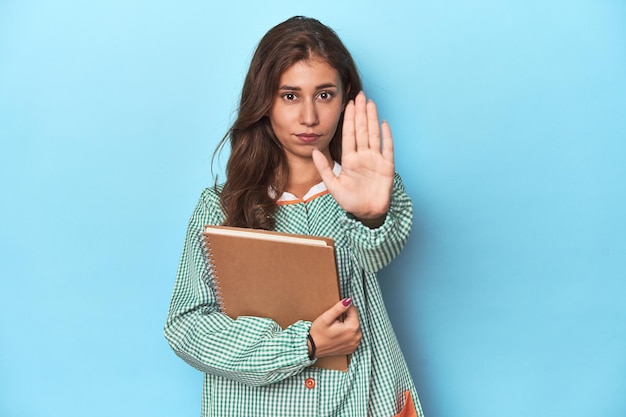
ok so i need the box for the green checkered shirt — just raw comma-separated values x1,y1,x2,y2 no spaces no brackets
164,172,424,417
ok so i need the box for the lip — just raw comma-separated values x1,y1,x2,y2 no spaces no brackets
295,133,322,143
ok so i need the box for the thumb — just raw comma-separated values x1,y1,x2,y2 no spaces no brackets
312,149,338,188
320,297,353,324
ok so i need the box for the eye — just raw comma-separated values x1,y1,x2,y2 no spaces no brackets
318,91,334,101
282,92,298,101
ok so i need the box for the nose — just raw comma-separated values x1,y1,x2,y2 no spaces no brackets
299,99,319,127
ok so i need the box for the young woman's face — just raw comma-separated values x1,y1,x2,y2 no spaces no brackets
269,58,344,165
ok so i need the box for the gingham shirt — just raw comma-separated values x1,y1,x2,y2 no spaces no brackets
164,170,424,417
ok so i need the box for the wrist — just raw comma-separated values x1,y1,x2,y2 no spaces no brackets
355,213,387,229
307,333,316,360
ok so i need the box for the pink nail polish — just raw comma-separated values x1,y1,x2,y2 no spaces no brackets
342,298,352,307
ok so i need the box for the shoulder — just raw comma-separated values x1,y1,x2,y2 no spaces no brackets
191,185,225,225
198,185,223,206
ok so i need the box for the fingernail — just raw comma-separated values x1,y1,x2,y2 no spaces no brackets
342,298,352,307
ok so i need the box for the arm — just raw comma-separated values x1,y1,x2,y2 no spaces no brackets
340,172,413,273
163,189,314,387
313,91,413,272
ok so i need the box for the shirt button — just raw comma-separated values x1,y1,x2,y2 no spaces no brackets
304,377,316,389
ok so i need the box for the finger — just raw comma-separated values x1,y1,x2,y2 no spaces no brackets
381,120,394,163
320,297,353,325
341,305,359,323
341,100,356,156
366,99,381,151
312,149,338,189
354,91,369,150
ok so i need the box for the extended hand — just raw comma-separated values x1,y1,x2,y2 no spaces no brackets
313,91,394,224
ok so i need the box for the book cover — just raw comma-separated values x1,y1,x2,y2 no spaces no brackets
202,225,348,371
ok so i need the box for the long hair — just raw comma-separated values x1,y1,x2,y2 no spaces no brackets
214,16,362,230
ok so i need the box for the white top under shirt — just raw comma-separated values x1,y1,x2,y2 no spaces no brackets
276,162,342,203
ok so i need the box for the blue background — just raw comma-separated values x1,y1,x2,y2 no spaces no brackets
1,1,625,416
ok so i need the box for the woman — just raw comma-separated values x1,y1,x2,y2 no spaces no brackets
164,16,424,417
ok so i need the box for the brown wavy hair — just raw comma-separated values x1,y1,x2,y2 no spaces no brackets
213,16,362,230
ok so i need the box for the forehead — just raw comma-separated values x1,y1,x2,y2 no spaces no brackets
278,59,342,88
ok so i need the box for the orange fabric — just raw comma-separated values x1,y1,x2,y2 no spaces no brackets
275,190,330,205
393,391,417,417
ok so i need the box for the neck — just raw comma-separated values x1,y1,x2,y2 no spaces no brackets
285,152,333,199
286,163,322,198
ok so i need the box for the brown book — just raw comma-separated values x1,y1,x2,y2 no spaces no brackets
202,225,348,371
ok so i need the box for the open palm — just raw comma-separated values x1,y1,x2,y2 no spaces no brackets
313,91,394,222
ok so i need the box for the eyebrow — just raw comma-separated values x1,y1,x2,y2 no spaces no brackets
278,83,338,91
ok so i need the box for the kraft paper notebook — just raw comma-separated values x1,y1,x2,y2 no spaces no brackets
202,225,348,371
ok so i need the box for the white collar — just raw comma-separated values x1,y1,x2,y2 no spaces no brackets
276,162,342,202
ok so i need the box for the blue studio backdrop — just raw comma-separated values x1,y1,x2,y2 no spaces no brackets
1,1,625,416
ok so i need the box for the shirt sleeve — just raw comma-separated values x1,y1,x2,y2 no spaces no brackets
163,189,316,387
340,173,414,273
